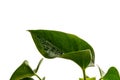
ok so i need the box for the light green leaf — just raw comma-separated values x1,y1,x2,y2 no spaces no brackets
102,67,120,80
61,49,92,69
10,60,35,80
79,77,96,80
28,30,95,66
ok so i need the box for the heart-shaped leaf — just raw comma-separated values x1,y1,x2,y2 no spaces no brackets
10,60,35,80
102,67,120,80
28,30,95,66
10,59,43,80
61,49,92,69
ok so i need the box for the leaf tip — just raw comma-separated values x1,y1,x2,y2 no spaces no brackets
24,60,29,65
27,30,32,32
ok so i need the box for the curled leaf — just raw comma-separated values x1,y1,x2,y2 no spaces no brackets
61,49,92,69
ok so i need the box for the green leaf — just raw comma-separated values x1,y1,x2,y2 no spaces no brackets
102,67,120,80
28,30,95,66
21,77,34,80
61,49,92,69
79,77,96,80
10,60,35,80
10,59,43,80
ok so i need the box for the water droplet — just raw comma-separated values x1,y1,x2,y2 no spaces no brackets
37,36,63,57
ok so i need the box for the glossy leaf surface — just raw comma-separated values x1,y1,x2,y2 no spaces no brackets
102,67,120,80
61,49,92,69
10,60,35,80
28,30,95,65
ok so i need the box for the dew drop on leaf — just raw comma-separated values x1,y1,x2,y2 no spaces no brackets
37,36,63,57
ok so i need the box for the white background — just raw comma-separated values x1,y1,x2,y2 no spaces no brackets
0,0,120,80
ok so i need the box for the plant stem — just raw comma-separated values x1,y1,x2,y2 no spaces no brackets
82,69,86,80
35,74,42,80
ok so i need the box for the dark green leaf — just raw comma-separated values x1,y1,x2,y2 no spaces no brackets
28,30,95,66
102,67,120,80
61,49,92,69
10,60,35,80
21,77,34,80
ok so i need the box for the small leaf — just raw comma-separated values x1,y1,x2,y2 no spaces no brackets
28,30,95,66
102,67,120,80
61,49,92,69
10,60,35,80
